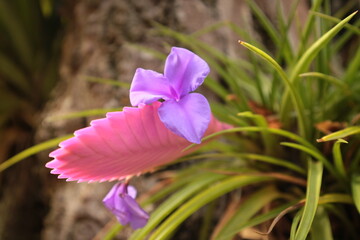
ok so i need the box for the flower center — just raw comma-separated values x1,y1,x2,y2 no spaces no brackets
169,86,181,101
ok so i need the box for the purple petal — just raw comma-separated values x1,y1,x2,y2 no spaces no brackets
103,183,122,207
103,183,149,229
130,68,172,106
123,195,149,229
103,183,131,225
127,185,137,199
164,47,210,97
158,93,211,144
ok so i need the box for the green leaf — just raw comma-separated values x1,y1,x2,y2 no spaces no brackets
103,224,124,240
184,126,316,153
299,72,348,90
215,186,280,240
311,206,333,240
0,51,32,97
231,201,297,238
149,175,271,240
85,76,131,88
126,43,167,60
245,0,280,47
332,139,348,178
0,1,32,69
239,41,308,139
281,11,358,125
294,160,323,240
0,135,72,171
46,108,123,121
280,142,337,178
311,11,360,35
184,152,306,175
351,174,360,213
290,209,303,240
130,172,227,240
237,111,281,156
318,193,353,205
297,0,324,55
317,126,360,142
344,46,360,84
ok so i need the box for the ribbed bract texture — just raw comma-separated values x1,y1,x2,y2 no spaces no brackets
46,102,229,182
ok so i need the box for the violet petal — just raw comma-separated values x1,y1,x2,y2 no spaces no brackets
123,195,150,229
158,93,211,144
103,183,149,229
164,47,210,97
130,68,172,106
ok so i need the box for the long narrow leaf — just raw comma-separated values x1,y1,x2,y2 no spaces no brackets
185,126,316,152
85,76,131,88
281,142,337,178
299,72,348,90
0,135,72,172
130,172,227,240
351,174,360,213
332,139,348,178
215,186,280,240
281,11,358,123
239,41,308,139
47,108,123,121
184,152,306,174
294,160,323,240
311,207,333,240
149,175,271,240
290,209,303,240
317,126,360,142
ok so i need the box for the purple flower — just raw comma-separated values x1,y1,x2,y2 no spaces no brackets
130,47,211,144
103,183,149,229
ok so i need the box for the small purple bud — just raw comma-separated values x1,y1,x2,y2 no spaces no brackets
103,182,149,229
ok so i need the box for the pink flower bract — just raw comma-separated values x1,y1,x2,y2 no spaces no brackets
46,102,229,182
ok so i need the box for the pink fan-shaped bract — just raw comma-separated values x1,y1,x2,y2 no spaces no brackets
46,102,230,182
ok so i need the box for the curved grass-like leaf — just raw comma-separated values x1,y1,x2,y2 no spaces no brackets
294,160,323,240
299,72,348,90
332,139,348,178
184,152,306,175
238,40,308,139
281,11,358,122
290,210,303,240
47,108,123,121
149,175,271,240
85,76,131,88
311,206,334,240
214,186,280,240
351,174,360,213
0,135,72,172
185,126,316,153
280,142,337,178
226,201,298,239
317,126,360,142
46,102,229,182
130,172,227,240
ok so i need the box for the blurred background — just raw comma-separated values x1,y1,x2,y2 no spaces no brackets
0,0,358,239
